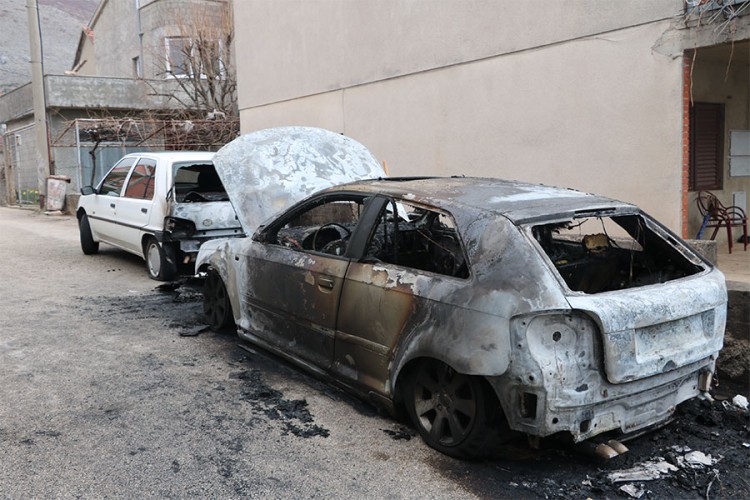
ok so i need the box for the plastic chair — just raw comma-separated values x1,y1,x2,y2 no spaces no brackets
696,191,748,253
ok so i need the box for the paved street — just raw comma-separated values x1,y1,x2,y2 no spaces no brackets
1,207,747,499
0,207,473,498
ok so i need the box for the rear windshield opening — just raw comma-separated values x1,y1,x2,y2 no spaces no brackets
532,214,704,294
173,163,229,202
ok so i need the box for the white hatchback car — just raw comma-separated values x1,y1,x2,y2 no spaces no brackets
76,151,242,280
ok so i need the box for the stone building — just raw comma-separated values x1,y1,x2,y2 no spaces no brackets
0,0,235,208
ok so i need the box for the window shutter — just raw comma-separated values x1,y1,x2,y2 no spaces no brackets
690,102,724,191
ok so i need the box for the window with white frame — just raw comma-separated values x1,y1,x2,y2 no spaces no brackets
164,36,225,79
165,36,191,77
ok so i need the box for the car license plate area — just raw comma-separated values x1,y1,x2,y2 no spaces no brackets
603,310,718,384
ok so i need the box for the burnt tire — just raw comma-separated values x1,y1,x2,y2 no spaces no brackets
405,360,498,459
79,213,99,255
203,270,234,331
144,238,176,281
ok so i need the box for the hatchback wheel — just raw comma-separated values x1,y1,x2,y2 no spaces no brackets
145,238,176,281
79,213,99,255
203,270,234,330
405,360,497,458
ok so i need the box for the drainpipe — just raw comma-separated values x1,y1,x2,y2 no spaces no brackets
26,0,52,208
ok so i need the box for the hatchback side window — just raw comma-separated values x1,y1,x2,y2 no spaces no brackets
124,158,157,199
269,195,368,257
366,200,470,278
100,158,136,196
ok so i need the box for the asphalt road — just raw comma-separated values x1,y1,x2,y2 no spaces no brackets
1,207,747,499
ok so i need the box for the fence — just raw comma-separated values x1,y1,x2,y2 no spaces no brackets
2,117,238,206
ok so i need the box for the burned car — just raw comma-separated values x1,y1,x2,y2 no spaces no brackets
77,152,242,280
198,134,726,458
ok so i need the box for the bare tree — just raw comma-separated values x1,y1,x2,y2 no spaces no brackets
148,1,237,118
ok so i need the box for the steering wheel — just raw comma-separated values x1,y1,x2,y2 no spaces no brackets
312,223,351,251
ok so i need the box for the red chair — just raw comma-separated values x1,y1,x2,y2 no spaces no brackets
696,191,748,254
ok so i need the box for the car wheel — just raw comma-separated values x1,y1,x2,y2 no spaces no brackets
203,270,234,330
79,213,99,255
405,360,497,458
144,238,176,281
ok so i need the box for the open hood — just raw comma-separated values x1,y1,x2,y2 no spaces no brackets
213,127,386,233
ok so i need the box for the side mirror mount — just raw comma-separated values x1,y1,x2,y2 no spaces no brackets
80,186,96,196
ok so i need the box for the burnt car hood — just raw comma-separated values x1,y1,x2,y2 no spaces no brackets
212,127,386,233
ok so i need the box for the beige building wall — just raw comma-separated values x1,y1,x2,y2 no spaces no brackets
234,1,687,230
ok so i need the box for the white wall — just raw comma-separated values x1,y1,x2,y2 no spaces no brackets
233,1,690,231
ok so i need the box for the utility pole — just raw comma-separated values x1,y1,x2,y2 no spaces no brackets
26,0,52,208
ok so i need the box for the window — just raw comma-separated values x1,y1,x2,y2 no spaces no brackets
164,36,224,79
173,163,228,202
532,213,702,294
99,158,136,196
123,158,156,199
366,200,469,278
132,56,142,78
690,102,724,191
165,37,190,77
271,195,368,257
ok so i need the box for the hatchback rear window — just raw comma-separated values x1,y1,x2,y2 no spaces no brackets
531,213,704,294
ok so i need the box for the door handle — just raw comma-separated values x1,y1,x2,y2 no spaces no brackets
318,277,335,290
110,203,116,209
141,208,148,214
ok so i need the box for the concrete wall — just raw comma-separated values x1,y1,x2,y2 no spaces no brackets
234,1,686,230
140,0,230,79
87,0,140,78
688,45,750,247
81,0,230,80
44,75,179,111
0,84,33,124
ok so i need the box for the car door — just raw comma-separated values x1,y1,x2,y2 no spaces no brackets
114,157,158,254
241,193,372,368
334,198,472,395
86,157,136,245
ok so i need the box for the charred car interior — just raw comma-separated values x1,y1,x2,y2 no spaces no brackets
532,213,704,294
172,163,231,203
272,196,470,279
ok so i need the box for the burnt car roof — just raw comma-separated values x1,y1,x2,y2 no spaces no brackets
325,177,635,223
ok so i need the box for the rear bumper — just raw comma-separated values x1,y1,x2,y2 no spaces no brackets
491,356,716,442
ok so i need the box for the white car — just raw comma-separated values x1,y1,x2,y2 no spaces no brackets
76,151,242,280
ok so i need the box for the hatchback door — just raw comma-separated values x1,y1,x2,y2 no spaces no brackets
335,198,473,395
87,157,136,246
114,157,159,254
241,194,371,368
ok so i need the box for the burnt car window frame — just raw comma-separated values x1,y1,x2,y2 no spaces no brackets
361,196,472,280
256,192,379,260
525,208,707,295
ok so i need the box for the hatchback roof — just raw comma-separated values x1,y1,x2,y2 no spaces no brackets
326,177,635,223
